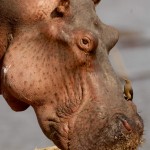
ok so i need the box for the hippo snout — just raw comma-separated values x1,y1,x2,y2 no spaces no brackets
98,113,144,150
69,99,143,150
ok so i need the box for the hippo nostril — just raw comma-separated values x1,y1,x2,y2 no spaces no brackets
115,114,136,133
76,32,98,53
121,119,132,132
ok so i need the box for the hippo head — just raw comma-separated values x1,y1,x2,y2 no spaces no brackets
0,0,143,149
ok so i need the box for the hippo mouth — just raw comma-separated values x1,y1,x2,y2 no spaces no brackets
44,113,143,150
68,115,143,150
96,113,144,150
67,99,144,150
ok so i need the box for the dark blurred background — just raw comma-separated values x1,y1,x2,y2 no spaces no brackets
0,0,149,149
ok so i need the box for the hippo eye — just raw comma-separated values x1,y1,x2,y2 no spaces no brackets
81,37,90,48
79,36,92,52
77,33,98,53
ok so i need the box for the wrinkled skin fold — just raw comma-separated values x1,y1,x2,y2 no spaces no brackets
0,0,143,150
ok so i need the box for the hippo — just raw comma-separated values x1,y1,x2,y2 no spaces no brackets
0,0,143,149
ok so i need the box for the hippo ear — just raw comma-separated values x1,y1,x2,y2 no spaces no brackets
92,0,101,5
51,0,70,18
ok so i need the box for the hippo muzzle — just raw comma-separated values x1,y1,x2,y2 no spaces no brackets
0,0,143,150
